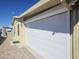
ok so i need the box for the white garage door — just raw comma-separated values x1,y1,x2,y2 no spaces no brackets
26,11,70,59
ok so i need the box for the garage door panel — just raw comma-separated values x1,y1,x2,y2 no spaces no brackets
26,12,70,59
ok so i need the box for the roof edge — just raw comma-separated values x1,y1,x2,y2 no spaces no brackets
18,0,51,18
12,16,19,25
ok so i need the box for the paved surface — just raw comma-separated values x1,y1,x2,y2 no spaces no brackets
0,32,37,59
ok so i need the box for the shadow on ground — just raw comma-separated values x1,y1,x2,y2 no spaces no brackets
0,37,6,45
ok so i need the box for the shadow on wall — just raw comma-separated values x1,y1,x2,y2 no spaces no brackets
70,1,79,35
25,12,70,34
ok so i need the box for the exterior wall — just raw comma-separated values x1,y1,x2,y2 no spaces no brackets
73,2,79,59
13,20,26,45
21,23,27,46
24,6,70,59
70,1,79,59
13,20,20,41
73,22,79,59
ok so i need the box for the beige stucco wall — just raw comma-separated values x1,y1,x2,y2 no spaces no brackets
73,22,79,59
13,20,26,46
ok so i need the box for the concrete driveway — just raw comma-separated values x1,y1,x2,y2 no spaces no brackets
0,32,37,59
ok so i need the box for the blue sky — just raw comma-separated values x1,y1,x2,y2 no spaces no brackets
0,0,38,27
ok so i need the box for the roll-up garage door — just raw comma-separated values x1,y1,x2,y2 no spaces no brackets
26,9,70,59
